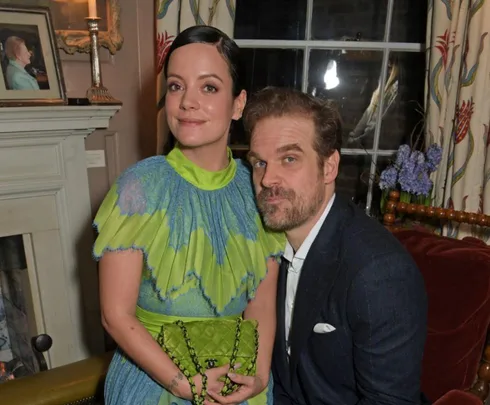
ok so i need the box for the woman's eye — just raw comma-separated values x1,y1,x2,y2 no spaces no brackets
167,83,181,92
204,84,218,93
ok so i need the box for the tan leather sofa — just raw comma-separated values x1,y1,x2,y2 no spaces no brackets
0,351,113,405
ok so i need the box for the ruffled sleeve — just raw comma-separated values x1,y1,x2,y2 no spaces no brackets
92,156,165,260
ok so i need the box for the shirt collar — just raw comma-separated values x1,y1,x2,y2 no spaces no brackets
283,193,335,262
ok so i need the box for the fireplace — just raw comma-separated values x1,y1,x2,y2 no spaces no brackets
0,235,37,382
0,105,119,378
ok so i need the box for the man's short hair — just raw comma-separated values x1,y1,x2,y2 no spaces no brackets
243,86,343,159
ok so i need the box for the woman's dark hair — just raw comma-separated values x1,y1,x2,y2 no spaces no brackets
163,25,245,97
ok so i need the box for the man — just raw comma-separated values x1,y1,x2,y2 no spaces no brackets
243,87,428,405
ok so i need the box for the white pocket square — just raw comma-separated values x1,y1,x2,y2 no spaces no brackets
313,323,336,333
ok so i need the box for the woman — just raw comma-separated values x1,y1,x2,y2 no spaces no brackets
93,25,284,405
4,36,39,90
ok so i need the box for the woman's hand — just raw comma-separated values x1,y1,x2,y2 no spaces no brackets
205,373,268,405
172,364,231,400
170,373,203,400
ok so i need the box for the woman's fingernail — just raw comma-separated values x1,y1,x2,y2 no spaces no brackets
228,372,236,378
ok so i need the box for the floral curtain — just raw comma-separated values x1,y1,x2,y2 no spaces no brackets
155,0,236,155
425,0,490,240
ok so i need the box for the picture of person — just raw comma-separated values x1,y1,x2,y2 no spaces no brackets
0,24,50,91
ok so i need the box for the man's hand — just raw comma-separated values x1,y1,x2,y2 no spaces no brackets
205,372,267,405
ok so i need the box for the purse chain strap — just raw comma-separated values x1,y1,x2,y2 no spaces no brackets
176,319,208,404
161,318,258,404
221,317,243,395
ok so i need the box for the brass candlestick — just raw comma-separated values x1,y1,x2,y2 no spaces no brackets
85,17,121,105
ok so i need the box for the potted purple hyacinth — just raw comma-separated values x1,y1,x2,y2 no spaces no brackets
379,143,443,213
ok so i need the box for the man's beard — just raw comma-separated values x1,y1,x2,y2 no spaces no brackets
257,183,325,232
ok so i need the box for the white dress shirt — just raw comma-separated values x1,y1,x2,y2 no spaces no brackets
283,194,335,354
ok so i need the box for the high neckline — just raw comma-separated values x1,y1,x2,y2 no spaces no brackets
166,145,236,190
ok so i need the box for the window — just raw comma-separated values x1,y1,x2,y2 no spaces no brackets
231,0,428,218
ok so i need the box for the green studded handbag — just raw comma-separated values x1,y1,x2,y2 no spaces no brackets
157,318,259,405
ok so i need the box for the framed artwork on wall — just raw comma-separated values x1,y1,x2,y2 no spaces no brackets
0,0,123,55
0,5,67,106
50,0,123,55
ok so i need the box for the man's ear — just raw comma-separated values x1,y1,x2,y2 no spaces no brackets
232,90,247,121
323,150,340,184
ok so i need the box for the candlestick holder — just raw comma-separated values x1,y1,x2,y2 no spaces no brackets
85,17,121,105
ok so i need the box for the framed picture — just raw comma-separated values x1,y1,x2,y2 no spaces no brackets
0,5,66,106
50,0,123,55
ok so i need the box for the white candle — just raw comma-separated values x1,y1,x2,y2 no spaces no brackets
88,0,97,18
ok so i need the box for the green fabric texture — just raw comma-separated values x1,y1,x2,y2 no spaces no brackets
135,306,239,336
157,317,258,380
167,147,237,190
92,146,286,314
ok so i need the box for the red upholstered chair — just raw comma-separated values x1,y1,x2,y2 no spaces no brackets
383,191,490,405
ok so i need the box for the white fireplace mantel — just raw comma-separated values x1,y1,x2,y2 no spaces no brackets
0,105,120,135
0,105,120,369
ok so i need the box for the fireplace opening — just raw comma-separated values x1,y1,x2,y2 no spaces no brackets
0,234,40,383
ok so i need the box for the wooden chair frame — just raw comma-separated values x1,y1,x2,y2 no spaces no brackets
383,190,490,230
382,190,490,402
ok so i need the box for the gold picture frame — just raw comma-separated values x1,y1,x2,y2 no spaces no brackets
0,5,67,106
52,0,123,55
1,0,123,55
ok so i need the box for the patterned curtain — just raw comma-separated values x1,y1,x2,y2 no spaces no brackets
155,0,236,155
425,0,490,239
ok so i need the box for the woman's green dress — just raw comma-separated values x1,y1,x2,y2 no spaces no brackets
93,146,285,405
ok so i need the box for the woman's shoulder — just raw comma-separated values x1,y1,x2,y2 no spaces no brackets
92,155,173,260
112,155,175,216
118,155,168,183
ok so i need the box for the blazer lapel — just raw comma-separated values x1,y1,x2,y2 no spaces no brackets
273,259,292,393
288,197,347,373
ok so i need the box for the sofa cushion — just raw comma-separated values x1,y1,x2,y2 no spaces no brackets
393,229,490,402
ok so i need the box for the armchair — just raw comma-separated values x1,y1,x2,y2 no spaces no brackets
384,190,490,404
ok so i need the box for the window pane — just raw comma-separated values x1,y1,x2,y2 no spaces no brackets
337,155,372,211
235,0,307,40
241,48,304,93
347,52,426,151
390,0,428,43
230,48,304,147
311,0,388,41
337,154,394,217
308,49,383,150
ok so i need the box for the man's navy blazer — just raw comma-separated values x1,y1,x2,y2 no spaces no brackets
272,195,428,405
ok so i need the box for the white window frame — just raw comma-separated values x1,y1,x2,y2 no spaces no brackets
235,0,425,215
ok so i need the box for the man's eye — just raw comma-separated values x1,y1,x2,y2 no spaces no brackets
253,161,266,169
284,156,296,163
